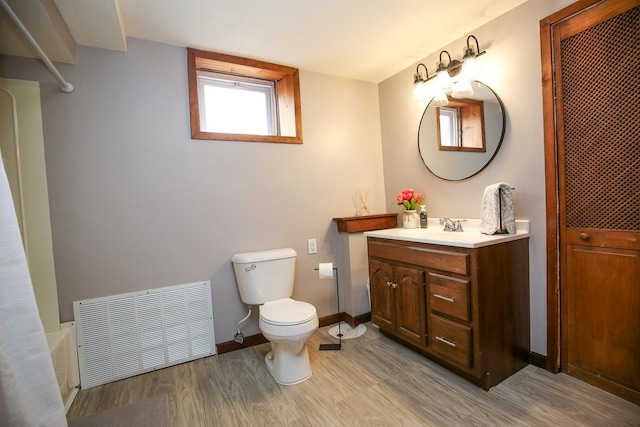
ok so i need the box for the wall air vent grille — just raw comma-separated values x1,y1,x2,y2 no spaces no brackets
74,281,215,389
560,6,640,231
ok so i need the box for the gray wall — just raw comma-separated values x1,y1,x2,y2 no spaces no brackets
378,0,575,355
0,38,386,343
2,0,578,354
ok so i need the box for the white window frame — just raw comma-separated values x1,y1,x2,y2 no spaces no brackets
438,107,460,147
196,70,278,136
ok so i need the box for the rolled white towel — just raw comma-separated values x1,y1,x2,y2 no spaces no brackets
480,183,516,235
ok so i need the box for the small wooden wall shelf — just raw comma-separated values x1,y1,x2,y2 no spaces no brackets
333,213,398,233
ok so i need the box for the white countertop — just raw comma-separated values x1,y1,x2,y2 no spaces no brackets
363,218,530,248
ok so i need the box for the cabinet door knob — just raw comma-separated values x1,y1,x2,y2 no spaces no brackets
386,281,393,287
392,282,398,288
579,233,590,241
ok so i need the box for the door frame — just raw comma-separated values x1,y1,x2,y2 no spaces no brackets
539,0,602,374
540,0,640,374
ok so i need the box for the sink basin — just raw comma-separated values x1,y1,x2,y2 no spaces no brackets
364,219,530,248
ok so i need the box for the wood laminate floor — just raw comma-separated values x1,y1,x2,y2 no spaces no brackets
67,323,639,426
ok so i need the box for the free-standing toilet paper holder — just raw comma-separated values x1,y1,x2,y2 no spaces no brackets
314,265,341,351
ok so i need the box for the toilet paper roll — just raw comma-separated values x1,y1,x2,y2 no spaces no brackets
318,263,334,279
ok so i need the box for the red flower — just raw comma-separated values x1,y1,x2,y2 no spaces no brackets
395,188,425,210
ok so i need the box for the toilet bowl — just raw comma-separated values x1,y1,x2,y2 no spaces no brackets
231,248,319,385
259,298,319,385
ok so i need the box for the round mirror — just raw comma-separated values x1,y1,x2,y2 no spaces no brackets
418,81,505,181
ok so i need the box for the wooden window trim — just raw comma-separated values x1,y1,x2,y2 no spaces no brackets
187,48,303,144
436,98,486,152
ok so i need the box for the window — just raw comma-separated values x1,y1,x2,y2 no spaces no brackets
438,107,460,148
436,98,486,152
197,71,277,135
188,48,303,144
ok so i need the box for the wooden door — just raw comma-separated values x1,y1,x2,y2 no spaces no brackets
394,265,426,346
369,259,395,330
541,0,640,404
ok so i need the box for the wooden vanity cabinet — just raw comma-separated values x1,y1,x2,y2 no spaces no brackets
367,236,530,390
369,260,426,347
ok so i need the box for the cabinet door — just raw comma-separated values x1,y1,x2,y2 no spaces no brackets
566,244,639,397
395,266,426,346
369,259,394,330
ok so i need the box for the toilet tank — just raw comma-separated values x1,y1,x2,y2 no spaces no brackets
231,248,296,305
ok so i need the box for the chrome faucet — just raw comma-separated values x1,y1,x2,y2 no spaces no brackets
439,218,464,232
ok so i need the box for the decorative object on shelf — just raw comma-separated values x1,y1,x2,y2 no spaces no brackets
356,189,369,216
396,188,424,210
402,210,420,229
396,188,424,229
412,35,486,103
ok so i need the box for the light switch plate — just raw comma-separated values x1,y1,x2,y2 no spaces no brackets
307,239,317,254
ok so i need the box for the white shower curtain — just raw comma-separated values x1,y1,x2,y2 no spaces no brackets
0,151,67,425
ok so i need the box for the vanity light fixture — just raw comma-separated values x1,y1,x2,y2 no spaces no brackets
452,35,485,98
412,63,430,100
412,35,487,102
432,51,455,106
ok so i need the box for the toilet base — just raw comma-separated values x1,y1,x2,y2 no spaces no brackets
264,343,312,385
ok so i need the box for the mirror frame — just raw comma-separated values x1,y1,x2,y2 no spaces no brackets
418,81,506,181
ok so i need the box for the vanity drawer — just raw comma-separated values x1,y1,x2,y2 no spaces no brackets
430,315,472,368
429,273,470,322
367,238,470,275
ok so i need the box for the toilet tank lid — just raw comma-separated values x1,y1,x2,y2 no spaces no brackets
232,248,296,264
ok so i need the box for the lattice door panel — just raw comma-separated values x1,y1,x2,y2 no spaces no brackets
560,6,640,231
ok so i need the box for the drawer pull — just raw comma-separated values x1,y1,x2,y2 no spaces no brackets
436,336,456,347
434,293,455,303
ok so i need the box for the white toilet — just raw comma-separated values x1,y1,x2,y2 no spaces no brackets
231,248,319,385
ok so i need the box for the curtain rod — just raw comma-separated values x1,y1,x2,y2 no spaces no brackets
0,0,74,93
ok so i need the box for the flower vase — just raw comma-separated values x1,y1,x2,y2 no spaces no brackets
402,210,419,229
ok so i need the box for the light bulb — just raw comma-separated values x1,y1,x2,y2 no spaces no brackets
435,67,452,91
431,90,448,107
412,81,428,101
460,55,479,80
451,49,478,98
451,79,474,98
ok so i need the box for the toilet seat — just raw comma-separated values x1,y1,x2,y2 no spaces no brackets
260,298,317,326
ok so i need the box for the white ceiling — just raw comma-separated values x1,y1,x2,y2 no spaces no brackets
1,0,528,83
